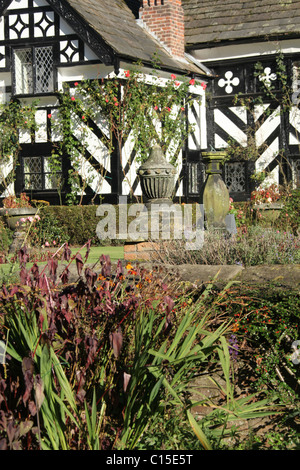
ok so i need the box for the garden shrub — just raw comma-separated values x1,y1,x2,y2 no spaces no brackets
154,225,300,266
214,284,300,415
33,205,132,247
26,210,70,248
281,188,300,235
38,205,98,246
0,218,13,261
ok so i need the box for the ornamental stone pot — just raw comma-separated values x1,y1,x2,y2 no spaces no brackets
253,202,283,223
0,207,38,253
201,151,229,230
0,207,37,230
138,144,176,206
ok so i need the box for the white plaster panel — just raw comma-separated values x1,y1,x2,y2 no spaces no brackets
59,18,75,36
33,0,48,6
34,11,55,38
214,108,248,146
0,18,4,41
9,14,30,39
35,109,48,142
0,46,5,69
255,106,280,148
256,137,279,170
9,0,28,9
289,106,300,144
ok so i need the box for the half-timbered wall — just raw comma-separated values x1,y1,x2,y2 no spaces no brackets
0,0,116,203
204,54,300,200
0,0,205,204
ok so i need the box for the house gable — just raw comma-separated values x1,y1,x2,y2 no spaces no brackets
0,0,115,76
0,1,208,205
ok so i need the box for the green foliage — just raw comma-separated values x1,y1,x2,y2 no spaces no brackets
52,67,201,202
32,205,99,246
228,199,248,228
157,225,300,266
281,188,300,235
26,209,70,247
218,285,300,412
0,218,13,260
0,100,38,194
0,248,278,450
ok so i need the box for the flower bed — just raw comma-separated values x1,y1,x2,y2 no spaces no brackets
1,245,296,450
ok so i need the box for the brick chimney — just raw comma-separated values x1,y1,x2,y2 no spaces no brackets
139,0,185,59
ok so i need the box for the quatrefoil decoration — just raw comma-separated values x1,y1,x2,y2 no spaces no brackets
259,67,277,86
218,71,240,94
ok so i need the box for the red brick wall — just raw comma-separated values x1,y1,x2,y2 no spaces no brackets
139,0,185,59
124,240,161,261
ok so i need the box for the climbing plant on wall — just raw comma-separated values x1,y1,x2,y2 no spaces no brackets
0,99,38,196
52,65,204,203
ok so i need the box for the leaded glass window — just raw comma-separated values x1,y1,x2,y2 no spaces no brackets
13,46,54,95
292,159,300,188
188,162,199,194
23,156,62,191
225,162,246,193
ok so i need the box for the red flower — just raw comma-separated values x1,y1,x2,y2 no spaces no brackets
174,81,180,86
114,102,119,106
201,82,207,89
171,74,176,80
74,82,79,86
189,78,195,85
125,70,130,77
154,105,158,110
47,113,52,119
71,96,75,101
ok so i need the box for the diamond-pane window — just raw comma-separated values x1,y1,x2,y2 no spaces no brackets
14,49,33,94
23,156,62,191
225,162,246,193
13,46,54,95
35,46,53,93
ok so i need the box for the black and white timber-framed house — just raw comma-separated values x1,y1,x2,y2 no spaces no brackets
0,0,209,205
183,0,300,201
1,0,300,205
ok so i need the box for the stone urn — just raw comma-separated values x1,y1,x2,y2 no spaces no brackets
0,206,37,230
0,206,38,253
201,151,229,230
138,144,176,206
253,202,283,223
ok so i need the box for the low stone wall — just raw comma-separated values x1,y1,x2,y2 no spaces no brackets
123,241,300,289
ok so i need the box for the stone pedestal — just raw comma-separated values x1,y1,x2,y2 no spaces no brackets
202,151,229,231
